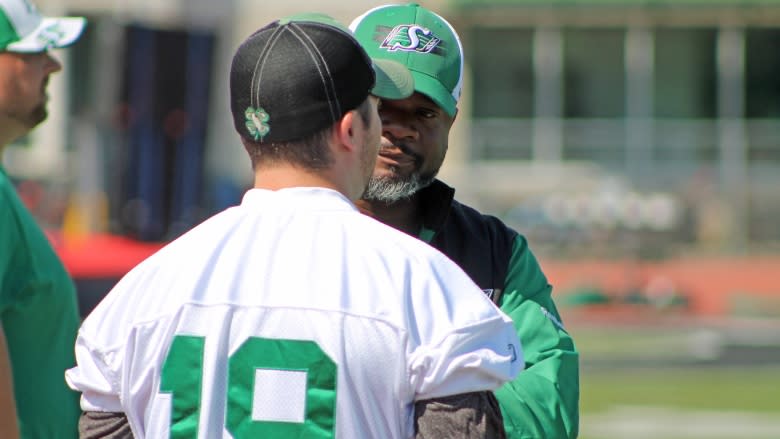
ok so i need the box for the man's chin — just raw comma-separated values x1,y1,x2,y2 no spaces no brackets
362,175,421,203
361,173,437,203
28,107,48,128
6,108,47,138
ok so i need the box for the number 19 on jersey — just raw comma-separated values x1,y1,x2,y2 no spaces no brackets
160,335,338,438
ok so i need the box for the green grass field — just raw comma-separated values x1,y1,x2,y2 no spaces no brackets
579,366,780,438
574,323,780,438
582,367,780,414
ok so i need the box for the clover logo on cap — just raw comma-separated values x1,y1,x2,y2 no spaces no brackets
244,106,270,141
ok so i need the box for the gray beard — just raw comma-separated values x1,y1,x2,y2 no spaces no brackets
362,172,436,203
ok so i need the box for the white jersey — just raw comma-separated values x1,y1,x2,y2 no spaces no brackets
66,188,522,439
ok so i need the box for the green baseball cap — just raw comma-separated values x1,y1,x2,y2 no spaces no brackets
283,12,414,101
350,3,463,116
0,0,85,53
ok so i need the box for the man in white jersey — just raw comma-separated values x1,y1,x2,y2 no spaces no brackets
66,14,522,439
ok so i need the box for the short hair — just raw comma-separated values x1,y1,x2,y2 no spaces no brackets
242,97,373,171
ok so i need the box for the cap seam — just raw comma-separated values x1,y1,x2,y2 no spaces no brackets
3,7,20,36
231,15,378,143
287,22,340,122
0,8,19,49
249,24,285,109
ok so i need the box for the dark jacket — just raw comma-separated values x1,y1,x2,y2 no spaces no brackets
418,179,580,439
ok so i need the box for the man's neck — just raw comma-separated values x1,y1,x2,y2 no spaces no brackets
355,195,422,236
253,163,344,192
0,117,27,152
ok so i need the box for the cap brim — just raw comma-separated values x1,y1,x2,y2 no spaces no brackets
6,17,86,53
371,58,414,100
410,71,458,117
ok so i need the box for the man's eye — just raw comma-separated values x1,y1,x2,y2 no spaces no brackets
418,109,437,119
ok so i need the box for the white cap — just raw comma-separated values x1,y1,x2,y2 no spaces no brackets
0,0,85,53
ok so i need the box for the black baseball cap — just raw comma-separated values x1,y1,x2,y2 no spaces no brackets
230,13,413,143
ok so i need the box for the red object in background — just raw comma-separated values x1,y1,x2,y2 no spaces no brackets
542,257,780,317
48,232,166,278
47,232,167,317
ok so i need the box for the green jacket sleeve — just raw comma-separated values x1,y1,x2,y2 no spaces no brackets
495,235,579,438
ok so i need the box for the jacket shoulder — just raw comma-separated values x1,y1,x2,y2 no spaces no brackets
432,199,518,294
445,199,519,245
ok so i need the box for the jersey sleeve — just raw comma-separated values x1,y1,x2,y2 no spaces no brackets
65,280,130,413
494,235,580,438
406,252,523,401
66,330,124,412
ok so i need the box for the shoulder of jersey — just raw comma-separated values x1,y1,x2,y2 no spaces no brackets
356,214,451,262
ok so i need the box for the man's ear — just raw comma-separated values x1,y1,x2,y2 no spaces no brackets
335,110,358,152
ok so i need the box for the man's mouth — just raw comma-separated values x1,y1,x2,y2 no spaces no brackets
379,139,421,162
377,149,416,169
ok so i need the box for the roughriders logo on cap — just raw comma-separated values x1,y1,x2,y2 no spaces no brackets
379,24,440,53
350,3,464,116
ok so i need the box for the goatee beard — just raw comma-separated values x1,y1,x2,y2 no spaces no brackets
362,172,436,203
28,105,48,128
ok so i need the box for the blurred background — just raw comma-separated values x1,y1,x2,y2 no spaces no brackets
7,0,780,437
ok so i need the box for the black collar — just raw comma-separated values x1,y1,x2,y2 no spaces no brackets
417,179,456,236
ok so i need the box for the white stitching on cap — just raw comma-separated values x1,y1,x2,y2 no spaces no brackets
286,22,340,122
249,25,285,109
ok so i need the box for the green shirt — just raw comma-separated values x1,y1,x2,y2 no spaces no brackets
493,236,579,438
0,165,80,438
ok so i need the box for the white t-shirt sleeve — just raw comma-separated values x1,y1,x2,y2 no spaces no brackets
405,253,523,401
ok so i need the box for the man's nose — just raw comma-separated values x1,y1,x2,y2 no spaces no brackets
381,110,418,141
44,52,62,74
